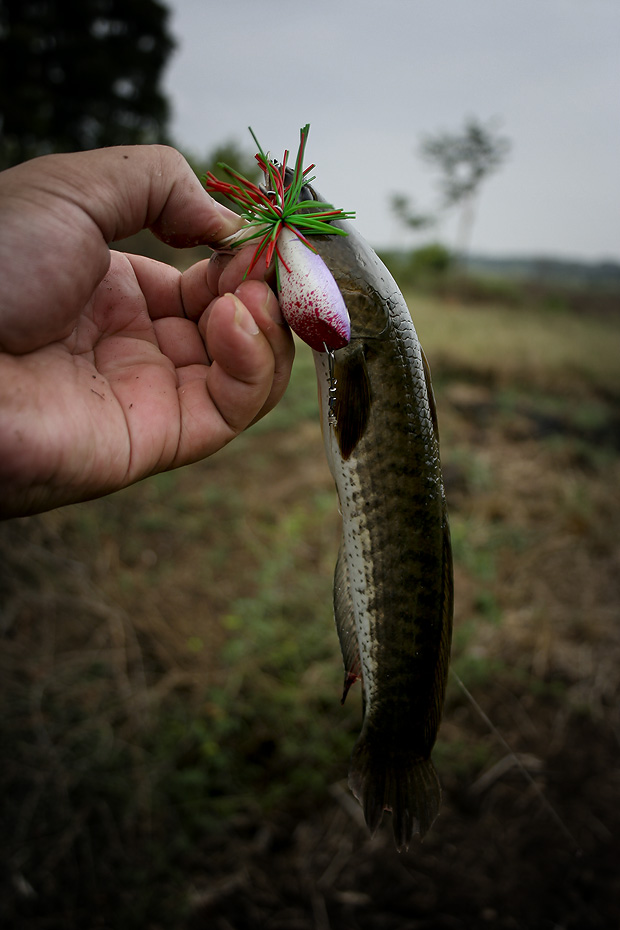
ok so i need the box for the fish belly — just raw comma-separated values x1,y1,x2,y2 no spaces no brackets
313,314,452,850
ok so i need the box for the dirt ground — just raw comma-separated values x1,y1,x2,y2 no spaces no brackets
1,299,619,929
181,377,620,930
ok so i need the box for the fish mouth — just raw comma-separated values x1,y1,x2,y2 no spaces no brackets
285,179,392,342
280,165,318,204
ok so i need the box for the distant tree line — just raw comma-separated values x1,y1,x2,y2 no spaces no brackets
0,0,174,169
1,7,512,276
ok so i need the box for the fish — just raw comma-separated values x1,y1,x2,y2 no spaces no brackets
299,183,453,851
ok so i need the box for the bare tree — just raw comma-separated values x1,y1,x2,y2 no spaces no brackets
388,192,435,234
421,117,511,265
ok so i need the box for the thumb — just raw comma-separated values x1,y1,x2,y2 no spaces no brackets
25,144,244,248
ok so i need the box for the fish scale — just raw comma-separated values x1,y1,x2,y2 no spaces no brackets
307,194,453,851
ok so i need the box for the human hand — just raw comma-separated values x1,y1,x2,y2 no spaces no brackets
0,145,294,518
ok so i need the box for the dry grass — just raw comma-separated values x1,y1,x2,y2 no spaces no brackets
410,292,620,393
1,293,619,928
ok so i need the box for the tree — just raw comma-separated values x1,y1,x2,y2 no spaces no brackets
388,192,435,234
420,117,511,264
0,0,175,169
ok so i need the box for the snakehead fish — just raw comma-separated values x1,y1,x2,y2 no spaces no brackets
300,184,453,850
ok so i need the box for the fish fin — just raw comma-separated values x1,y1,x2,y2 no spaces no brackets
438,508,454,692
420,347,440,445
333,345,372,460
348,738,441,851
333,542,362,704
424,510,454,732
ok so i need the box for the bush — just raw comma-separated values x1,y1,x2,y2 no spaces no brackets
379,242,452,288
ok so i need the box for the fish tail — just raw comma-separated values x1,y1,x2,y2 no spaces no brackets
348,737,441,851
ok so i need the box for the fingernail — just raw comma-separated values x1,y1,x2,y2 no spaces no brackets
235,282,285,326
231,295,259,336
213,199,243,224
211,201,244,239
265,292,285,326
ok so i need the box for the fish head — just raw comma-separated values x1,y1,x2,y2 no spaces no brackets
291,175,395,342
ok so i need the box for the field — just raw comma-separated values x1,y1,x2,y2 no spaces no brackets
1,288,620,929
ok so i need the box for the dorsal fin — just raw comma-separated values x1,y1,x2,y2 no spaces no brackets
333,345,371,460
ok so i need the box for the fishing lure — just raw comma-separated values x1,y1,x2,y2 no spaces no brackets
204,124,355,352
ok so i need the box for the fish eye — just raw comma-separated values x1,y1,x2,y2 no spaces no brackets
299,182,318,202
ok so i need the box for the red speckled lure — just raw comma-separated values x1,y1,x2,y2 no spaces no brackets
204,124,354,352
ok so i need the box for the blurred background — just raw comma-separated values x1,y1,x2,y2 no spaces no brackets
1,1,619,927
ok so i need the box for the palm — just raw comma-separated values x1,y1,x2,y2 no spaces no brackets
19,253,194,502
0,145,294,518
2,249,288,515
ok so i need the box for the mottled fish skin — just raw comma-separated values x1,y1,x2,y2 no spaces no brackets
305,188,453,851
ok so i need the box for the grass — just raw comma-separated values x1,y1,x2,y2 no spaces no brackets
2,288,620,927
408,291,620,393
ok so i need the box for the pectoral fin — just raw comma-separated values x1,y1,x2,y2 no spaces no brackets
333,542,361,704
333,345,372,460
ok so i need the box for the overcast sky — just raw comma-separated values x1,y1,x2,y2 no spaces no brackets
162,0,619,261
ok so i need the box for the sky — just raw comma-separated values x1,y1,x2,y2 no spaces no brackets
162,0,620,262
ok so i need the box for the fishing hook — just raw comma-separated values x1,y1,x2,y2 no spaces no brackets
324,344,338,427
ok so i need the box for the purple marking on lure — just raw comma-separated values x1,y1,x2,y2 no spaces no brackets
276,227,350,352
